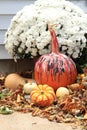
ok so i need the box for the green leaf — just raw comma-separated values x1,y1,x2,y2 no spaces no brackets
0,106,13,115
0,90,12,99
75,115,83,120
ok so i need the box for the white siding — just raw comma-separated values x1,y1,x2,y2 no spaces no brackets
0,45,12,59
0,30,6,44
0,15,14,30
0,0,35,14
0,0,35,45
70,0,87,12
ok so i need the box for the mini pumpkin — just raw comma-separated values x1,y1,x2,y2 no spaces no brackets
34,26,77,90
30,84,56,107
56,87,69,98
4,73,26,90
23,81,37,94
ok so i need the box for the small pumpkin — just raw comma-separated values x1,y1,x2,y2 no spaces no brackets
4,73,26,90
23,80,37,94
30,84,56,107
56,87,69,98
34,26,77,90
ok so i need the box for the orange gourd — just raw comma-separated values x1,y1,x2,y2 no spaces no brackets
34,27,77,90
30,84,56,107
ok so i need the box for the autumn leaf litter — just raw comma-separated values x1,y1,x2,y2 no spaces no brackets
0,66,87,129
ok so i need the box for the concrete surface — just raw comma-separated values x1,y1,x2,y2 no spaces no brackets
0,112,81,130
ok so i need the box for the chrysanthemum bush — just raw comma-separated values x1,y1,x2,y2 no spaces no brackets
4,0,87,65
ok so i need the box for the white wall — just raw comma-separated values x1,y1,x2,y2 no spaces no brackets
70,0,87,12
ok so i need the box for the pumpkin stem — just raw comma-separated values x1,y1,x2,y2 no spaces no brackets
40,90,44,95
49,26,59,53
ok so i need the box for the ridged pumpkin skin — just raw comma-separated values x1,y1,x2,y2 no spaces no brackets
34,27,77,91
30,84,56,107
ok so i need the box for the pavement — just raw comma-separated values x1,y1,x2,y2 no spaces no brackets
0,112,81,130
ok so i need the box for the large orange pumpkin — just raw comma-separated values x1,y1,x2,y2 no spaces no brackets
30,84,56,107
34,27,77,90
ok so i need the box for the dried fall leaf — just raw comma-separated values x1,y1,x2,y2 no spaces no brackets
63,102,78,112
67,83,83,90
63,118,75,123
17,94,21,103
40,111,49,118
47,115,55,121
83,113,87,120
55,115,64,123
32,107,41,116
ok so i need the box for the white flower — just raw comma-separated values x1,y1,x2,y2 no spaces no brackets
18,47,23,53
39,48,50,55
4,0,87,60
72,52,79,59
31,48,37,56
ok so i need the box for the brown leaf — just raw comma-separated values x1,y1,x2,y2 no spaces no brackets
47,115,55,121
17,94,21,103
83,113,87,120
55,115,64,123
32,107,41,116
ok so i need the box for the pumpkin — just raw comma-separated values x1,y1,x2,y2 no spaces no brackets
23,80,37,94
30,84,56,107
34,26,77,90
56,87,69,98
4,73,26,90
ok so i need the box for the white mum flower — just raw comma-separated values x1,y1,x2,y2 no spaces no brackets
39,48,50,55
18,47,23,53
72,51,79,59
4,0,87,61
31,48,37,56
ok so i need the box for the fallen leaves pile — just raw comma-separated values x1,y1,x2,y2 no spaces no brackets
0,65,87,129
